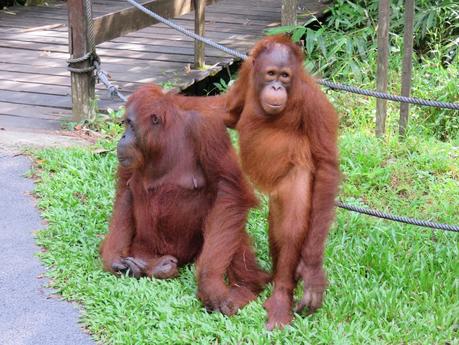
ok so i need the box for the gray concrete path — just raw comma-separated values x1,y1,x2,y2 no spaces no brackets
0,151,95,345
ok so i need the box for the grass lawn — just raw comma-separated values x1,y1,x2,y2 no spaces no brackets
31,97,459,343
29,1,459,342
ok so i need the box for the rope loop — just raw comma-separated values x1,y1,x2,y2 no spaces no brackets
93,59,128,102
67,52,97,74
67,52,92,64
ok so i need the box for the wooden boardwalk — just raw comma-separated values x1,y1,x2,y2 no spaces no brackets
0,0,325,131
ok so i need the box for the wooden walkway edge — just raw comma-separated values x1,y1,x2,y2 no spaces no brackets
0,0,326,131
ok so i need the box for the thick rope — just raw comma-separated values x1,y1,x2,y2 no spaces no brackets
126,0,249,60
67,52,92,64
66,1,96,74
67,65,95,73
125,0,459,110
67,52,95,73
85,0,95,52
335,201,459,232
319,80,459,110
94,60,128,102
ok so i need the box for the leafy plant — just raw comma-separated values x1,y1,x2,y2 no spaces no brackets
266,0,458,79
65,107,125,140
266,0,459,139
212,78,230,93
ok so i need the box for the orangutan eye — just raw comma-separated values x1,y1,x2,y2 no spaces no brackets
281,72,290,78
151,114,161,125
267,70,275,76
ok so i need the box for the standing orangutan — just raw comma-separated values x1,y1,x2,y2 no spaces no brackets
100,84,269,315
222,35,340,330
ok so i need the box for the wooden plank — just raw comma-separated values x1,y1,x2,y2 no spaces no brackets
0,40,231,64
0,48,232,77
0,5,118,20
0,61,184,78
0,21,259,45
0,89,71,108
1,15,272,39
0,101,68,119
0,75,126,98
4,38,248,57
0,70,70,86
0,89,125,112
0,25,264,43
0,114,62,130
0,79,70,96
0,62,201,94
93,0,218,44
0,2,280,23
0,69,164,92
134,21,268,37
9,0,268,18
0,37,237,59
0,48,189,69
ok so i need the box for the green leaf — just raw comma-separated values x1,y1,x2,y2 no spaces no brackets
349,61,362,82
291,27,306,43
305,28,316,55
264,25,297,35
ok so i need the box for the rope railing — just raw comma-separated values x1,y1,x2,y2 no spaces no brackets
336,202,459,233
125,0,459,110
86,0,459,233
317,79,459,110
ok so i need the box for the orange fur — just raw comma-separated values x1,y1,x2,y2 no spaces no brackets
224,35,340,330
100,84,269,315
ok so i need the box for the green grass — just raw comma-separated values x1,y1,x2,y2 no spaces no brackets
32,108,459,343
31,10,458,339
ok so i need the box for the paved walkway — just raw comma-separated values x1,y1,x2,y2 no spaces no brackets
0,151,95,345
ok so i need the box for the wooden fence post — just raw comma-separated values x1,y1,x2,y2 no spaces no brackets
68,0,96,122
375,0,390,137
399,0,415,137
281,0,297,26
194,0,205,69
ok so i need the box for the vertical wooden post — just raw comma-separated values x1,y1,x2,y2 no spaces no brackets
68,0,96,122
194,0,205,69
281,0,298,26
375,0,390,137
399,0,415,137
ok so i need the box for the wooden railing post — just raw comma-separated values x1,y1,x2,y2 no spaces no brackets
399,0,415,137
281,0,297,26
68,0,96,122
375,0,390,137
194,0,205,69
